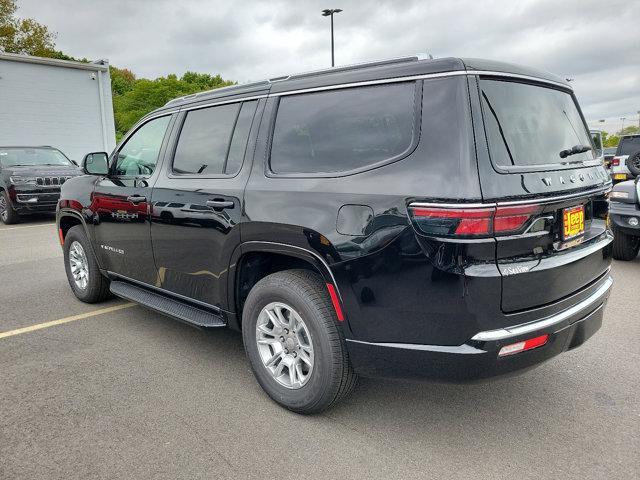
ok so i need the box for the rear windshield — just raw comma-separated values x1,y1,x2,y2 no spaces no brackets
480,79,594,170
616,136,640,156
0,148,72,167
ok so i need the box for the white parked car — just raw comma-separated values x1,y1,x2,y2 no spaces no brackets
611,134,640,182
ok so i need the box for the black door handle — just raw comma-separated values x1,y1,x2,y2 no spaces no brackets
206,199,234,209
127,195,146,204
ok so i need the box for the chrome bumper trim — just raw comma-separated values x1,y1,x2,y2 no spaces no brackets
471,275,613,342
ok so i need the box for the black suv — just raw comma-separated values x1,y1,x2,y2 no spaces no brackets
57,57,613,413
0,146,81,224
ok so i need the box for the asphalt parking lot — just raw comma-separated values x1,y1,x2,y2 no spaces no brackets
1,217,638,480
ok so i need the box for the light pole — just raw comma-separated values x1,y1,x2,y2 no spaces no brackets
322,8,342,67
637,110,640,131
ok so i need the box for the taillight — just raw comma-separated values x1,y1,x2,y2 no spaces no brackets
612,157,620,166
410,203,541,238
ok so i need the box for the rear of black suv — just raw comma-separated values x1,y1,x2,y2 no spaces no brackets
57,56,613,413
339,61,613,381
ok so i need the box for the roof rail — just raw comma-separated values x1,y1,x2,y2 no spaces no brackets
286,55,420,81
164,80,271,107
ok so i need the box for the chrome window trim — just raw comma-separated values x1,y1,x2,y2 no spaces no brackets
144,70,570,123
270,70,571,98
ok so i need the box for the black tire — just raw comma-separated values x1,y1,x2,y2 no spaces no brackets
63,225,112,303
0,190,20,225
612,226,640,261
242,269,357,414
626,151,640,177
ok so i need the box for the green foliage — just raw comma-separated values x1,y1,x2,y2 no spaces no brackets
112,72,235,139
0,0,56,56
602,126,640,148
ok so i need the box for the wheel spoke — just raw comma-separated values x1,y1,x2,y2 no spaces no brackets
255,302,314,390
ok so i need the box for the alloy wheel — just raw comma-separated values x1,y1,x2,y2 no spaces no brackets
0,195,7,222
255,302,314,389
69,241,89,290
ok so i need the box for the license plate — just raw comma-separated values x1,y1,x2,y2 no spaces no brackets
563,205,585,240
614,174,627,180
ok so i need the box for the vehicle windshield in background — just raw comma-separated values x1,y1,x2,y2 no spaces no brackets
0,148,72,167
480,79,595,169
616,135,640,156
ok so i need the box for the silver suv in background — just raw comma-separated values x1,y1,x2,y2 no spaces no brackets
611,134,640,182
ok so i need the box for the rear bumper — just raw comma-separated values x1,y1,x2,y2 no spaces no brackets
346,275,612,381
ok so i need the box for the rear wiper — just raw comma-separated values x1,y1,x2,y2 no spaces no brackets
559,144,591,159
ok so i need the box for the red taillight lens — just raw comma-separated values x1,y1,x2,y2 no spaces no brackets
498,334,549,356
493,204,541,234
411,207,494,236
410,204,541,238
612,157,620,166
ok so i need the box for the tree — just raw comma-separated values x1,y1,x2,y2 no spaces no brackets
0,0,57,56
113,72,235,139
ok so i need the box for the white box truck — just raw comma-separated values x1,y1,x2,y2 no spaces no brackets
0,52,116,162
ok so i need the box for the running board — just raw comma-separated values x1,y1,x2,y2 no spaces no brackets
109,281,226,328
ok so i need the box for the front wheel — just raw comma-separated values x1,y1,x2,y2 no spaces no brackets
0,190,20,225
242,270,357,414
63,225,113,302
612,226,640,261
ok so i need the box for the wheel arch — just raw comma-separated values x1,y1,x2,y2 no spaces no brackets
228,241,343,331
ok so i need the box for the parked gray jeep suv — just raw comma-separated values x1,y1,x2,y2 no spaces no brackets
0,146,81,224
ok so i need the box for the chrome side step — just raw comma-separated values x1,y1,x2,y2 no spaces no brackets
110,281,226,328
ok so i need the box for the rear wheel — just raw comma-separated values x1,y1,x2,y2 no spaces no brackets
242,269,357,414
63,225,112,302
612,226,640,261
0,190,20,225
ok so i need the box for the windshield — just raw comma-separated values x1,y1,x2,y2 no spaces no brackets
616,136,640,156
480,79,594,169
0,148,72,167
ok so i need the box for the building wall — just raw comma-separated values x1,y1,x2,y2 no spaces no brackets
0,56,116,162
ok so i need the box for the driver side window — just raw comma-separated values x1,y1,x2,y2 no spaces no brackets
114,115,171,177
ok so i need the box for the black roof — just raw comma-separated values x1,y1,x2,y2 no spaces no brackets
158,56,570,113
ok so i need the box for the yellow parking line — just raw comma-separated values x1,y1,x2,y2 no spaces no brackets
0,223,55,232
0,303,136,340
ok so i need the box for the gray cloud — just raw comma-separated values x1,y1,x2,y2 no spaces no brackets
16,0,640,131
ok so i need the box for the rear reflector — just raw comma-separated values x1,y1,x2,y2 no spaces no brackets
326,283,345,322
498,334,549,357
58,228,65,246
410,203,541,238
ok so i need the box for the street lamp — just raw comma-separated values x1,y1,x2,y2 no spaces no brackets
322,8,342,67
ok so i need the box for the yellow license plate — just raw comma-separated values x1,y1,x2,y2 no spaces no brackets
563,205,585,239
614,174,627,180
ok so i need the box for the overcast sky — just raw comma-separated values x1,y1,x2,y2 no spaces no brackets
17,0,640,134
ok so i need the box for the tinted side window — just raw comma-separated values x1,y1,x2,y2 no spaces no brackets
225,100,258,175
173,103,239,175
115,116,171,177
617,136,640,156
270,82,416,174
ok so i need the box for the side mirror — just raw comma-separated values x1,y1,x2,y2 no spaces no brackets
82,152,109,175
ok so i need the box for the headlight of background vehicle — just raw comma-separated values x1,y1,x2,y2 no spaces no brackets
9,176,38,186
609,191,629,200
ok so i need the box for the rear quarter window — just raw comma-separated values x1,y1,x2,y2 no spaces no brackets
269,82,417,175
617,136,640,156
